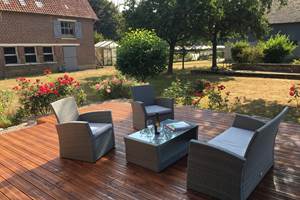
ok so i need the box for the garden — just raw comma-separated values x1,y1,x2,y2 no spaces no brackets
1,29,300,130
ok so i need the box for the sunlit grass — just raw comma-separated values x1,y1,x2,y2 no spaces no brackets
0,61,299,124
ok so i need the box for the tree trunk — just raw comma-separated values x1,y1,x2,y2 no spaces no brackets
182,47,185,70
168,43,176,74
211,31,218,72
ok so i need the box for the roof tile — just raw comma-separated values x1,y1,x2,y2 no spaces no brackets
0,0,97,20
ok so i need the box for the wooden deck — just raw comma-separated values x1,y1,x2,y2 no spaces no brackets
0,101,299,200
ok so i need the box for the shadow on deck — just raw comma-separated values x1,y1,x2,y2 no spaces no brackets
0,101,299,199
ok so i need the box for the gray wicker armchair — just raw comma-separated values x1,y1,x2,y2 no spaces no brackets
187,107,288,200
131,85,174,130
50,97,115,163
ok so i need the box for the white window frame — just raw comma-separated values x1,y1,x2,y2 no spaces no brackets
43,46,55,63
3,47,19,66
24,46,38,64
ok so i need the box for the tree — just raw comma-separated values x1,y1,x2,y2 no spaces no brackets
116,29,168,81
123,0,205,74
193,0,287,71
94,32,105,44
89,0,125,40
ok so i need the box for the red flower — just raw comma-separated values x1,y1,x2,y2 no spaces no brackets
290,84,296,92
48,82,55,88
218,85,225,91
290,90,295,97
43,69,52,75
12,86,20,91
53,90,59,96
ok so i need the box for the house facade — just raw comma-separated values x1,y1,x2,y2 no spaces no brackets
0,0,97,78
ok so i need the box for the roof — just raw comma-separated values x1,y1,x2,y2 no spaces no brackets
0,0,97,20
95,40,118,48
268,0,300,24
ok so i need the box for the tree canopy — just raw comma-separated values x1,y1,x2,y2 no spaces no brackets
191,0,288,70
123,0,206,74
89,0,124,40
123,0,288,72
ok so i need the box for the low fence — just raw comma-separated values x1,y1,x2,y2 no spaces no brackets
232,63,300,73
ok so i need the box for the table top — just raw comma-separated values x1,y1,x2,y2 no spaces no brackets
125,119,198,146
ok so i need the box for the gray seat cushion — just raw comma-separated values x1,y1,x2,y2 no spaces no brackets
89,123,112,138
145,105,172,117
208,127,255,157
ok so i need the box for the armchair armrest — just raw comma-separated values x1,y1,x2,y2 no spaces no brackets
56,121,92,138
187,140,245,195
232,114,266,131
79,111,113,124
155,97,174,110
131,101,146,114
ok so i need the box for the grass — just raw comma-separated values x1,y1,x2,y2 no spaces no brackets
0,60,299,126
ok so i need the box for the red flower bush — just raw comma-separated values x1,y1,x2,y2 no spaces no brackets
288,83,299,108
163,79,230,110
13,73,86,116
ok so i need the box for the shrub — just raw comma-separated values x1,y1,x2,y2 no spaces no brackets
163,79,194,105
93,74,139,100
163,79,230,111
263,34,297,63
231,41,264,64
13,73,86,116
231,41,250,63
0,90,14,128
292,59,300,65
116,29,168,81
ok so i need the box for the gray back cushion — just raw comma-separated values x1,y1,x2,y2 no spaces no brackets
50,97,79,124
131,85,155,106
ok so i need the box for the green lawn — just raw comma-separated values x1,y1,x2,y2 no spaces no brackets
1,61,299,126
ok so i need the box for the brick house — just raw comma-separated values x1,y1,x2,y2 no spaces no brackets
0,0,97,78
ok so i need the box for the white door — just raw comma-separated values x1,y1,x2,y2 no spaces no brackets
63,46,78,71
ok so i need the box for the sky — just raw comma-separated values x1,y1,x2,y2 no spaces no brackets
110,0,125,10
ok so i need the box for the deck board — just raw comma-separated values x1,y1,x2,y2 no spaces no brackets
1,101,299,200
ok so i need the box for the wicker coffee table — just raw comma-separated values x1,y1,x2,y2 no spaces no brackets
124,119,198,172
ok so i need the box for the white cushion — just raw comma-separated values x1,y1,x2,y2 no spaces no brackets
208,127,255,157
89,123,112,138
145,105,172,117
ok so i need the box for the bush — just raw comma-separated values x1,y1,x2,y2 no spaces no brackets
13,73,86,116
163,79,194,105
263,34,297,63
116,29,168,81
93,74,139,100
231,41,264,64
231,41,250,63
0,90,14,128
163,79,230,110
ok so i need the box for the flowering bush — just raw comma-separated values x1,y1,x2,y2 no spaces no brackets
13,73,86,116
288,83,300,108
163,79,230,111
93,75,139,100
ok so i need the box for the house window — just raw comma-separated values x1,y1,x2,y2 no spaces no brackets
43,47,54,62
61,21,75,37
3,47,18,65
24,47,37,63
